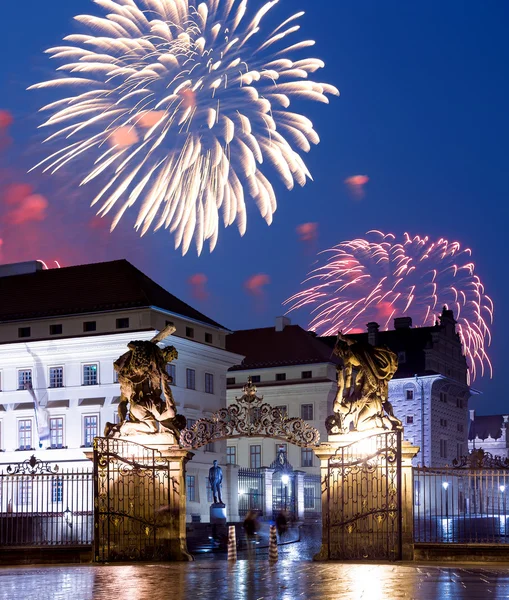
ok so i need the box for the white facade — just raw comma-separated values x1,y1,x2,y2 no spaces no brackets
389,375,471,467
0,328,242,523
226,363,337,474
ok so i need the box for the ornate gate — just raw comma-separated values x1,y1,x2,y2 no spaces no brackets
325,431,402,560
93,437,182,562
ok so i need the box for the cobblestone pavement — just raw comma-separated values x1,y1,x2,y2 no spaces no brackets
2,560,509,600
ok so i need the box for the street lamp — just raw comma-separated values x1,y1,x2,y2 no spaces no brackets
281,474,290,486
442,482,449,537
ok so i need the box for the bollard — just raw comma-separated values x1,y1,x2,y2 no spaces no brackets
227,525,237,561
269,525,278,562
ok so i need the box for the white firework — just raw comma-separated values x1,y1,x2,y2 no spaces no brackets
30,0,339,254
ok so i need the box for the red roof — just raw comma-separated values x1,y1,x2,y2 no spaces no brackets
226,325,338,370
0,259,225,328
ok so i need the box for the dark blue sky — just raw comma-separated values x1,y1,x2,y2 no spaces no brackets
0,1,507,413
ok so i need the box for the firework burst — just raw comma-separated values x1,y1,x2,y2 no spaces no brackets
285,231,494,383
30,0,338,254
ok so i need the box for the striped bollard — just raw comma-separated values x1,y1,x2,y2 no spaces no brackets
227,525,237,561
269,525,278,562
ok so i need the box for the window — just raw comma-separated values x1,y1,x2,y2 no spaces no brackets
406,416,414,425
398,351,407,364
52,478,63,503
456,398,463,409
406,390,414,401
186,369,196,390
83,321,97,332
457,423,464,433
18,481,32,505
186,475,196,502
18,327,31,339
250,445,261,469
301,371,312,379
18,369,32,391
0,372,2,391
440,419,448,428
440,392,447,403
186,418,197,429
50,417,64,449
166,363,176,385
50,324,63,336
304,487,315,510
186,327,194,339
440,439,447,459
113,369,119,384
18,420,32,450
301,404,314,420
205,442,215,453
251,375,261,383
301,448,313,468
83,415,98,447
116,318,129,329
457,443,464,459
83,364,98,386
275,405,287,417
227,377,236,386
49,367,64,388
275,373,286,382
227,446,236,465
205,373,214,394
205,333,213,344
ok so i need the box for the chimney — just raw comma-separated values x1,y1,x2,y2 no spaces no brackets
0,261,43,279
394,317,412,330
367,322,379,346
275,316,291,332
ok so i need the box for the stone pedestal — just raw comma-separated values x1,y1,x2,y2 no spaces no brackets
210,504,227,525
313,430,419,561
91,434,194,562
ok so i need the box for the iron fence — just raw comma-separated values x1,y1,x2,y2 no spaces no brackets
414,464,509,544
238,468,265,518
303,474,322,520
0,455,93,546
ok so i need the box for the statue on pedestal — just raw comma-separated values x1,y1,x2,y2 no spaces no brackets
104,323,185,440
208,460,224,506
327,332,402,435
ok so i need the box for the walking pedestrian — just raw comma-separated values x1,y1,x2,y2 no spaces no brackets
243,510,259,559
275,510,288,542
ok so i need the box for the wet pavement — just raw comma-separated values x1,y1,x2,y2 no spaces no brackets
2,560,509,599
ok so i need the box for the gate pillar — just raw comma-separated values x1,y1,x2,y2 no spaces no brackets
400,440,419,560
313,431,418,561
93,436,194,562
294,471,306,522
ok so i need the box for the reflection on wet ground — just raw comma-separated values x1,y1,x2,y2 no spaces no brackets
2,561,509,600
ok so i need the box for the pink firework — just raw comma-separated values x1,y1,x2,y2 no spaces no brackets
285,231,493,383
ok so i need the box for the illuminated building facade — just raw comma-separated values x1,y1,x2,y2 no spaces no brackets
0,260,242,523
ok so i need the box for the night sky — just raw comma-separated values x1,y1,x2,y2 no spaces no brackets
0,1,507,414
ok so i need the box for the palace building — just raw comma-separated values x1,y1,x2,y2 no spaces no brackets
0,259,242,523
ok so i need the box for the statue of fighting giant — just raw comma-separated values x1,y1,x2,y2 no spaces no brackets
327,332,402,435
104,323,185,440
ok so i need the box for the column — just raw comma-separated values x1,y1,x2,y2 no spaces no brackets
225,464,240,522
261,467,274,520
294,471,306,522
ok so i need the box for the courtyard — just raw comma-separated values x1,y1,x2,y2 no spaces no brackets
1,561,509,600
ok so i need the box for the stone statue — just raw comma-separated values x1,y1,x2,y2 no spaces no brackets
208,460,224,505
104,323,185,440
327,332,402,434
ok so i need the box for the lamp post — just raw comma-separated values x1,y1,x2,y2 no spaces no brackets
442,482,449,539
501,485,506,536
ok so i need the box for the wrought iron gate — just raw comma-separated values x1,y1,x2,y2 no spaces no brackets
93,437,179,562
325,431,402,560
